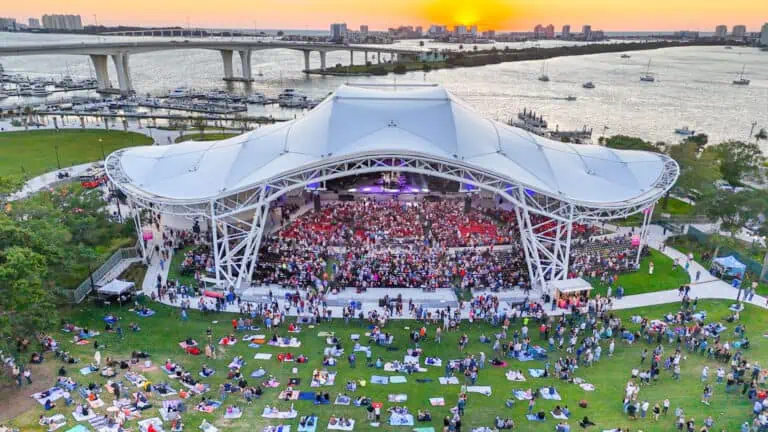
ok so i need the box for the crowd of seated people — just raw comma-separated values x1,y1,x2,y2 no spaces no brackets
179,244,213,277
569,235,647,280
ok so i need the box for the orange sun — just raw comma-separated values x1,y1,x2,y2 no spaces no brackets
421,0,517,30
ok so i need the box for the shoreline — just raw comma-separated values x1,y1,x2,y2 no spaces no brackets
306,40,739,76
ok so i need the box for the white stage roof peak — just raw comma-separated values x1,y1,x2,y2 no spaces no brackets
109,84,676,206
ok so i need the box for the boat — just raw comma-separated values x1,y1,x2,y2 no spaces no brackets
621,54,631,59
582,81,595,89
168,87,190,98
278,88,308,107
674,126,696,136
246,92,268,104
511,108,548,130
640,59,655,82
31,85,50,96
733,65,750,86
725,46,733,50
565,96,577,101
206,90,231,101
538,63,550,82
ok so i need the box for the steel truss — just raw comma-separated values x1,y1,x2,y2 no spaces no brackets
107,151,679,292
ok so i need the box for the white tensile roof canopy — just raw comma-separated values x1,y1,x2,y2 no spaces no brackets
109,84,677,208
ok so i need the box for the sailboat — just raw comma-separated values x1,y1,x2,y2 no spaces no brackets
640,59,655,82
538,62,550,82
733,65,750,86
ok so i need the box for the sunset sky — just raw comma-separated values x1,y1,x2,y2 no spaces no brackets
5,0,766,32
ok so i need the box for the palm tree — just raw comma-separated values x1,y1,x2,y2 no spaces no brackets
755,128,767,145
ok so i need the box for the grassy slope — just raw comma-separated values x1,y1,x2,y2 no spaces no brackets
5,299,761,432
0,130,152,177
616,198,694,227
589,250,691,296
175,133,239,143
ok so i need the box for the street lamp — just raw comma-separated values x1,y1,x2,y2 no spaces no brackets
54,144,61,169
99,138,105,160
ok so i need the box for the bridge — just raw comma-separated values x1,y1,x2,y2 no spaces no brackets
0,40,423,95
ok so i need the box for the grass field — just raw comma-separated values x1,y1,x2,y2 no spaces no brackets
0,130,152,178
3,298,761,432
589,250,691,297
175,133,239,143
616,198,694,227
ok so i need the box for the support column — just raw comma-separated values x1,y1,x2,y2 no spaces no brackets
364,50,368,64
377,52,381,64
121,53,133,92
111,53,131,95
90,54,111,91
635,203,655,267
238,49,252,80
349,50,354,66
319,51,327,71
303,50,311,72
220,49,234,80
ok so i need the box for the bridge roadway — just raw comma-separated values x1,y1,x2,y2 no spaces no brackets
0,40,424,95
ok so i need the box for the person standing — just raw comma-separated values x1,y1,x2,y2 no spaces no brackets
23,368,32,384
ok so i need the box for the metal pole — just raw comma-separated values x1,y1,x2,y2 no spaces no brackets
635,203,655,267
210,200,222,287
54,144,61,169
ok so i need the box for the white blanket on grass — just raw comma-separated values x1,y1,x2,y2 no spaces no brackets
466,386,492,396
438,377,459,385
327,420,355,431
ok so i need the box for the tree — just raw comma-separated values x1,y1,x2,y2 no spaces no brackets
755,128,768,145
666,140,720,206
604,135,661,153
0,175,24,202
683,133,708,148
709,141,765,186
193,117,207,136
697,190,764,237
393,64,407,74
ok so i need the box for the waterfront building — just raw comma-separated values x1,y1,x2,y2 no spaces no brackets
545,24,555,39
676,30,700,40
482,30,496,39
469,25,478,35
415,26,423,36
428,25,447,35
534,24,545,38
330,23,348,42
582,25,592,40
714,25,728,39
28,18,41,29
761,23,768,46
454,25,467,35
731,25,747,39
42,14,83,30
0,17,17,32
360,25,368,35
562,25,571,39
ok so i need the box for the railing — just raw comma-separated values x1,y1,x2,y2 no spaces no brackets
69,245,140,303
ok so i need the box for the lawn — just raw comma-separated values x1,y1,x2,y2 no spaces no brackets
589,249,691,296
615,197,693,227
0,129,152,178
3,298,761,432
167,245,198,287
175,133,239,143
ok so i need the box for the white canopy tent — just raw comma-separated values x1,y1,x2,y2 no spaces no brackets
107,84,679,292
549,278,593,299
97,279,135,296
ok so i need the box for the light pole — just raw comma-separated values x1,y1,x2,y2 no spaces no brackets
99,138,105,160
54,144,61,169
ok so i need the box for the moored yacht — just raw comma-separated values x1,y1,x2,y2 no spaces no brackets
246,92,268,104
582,82,595,89
733,65,750,86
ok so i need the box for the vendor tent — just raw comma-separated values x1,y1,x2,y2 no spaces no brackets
712,256,746,278
97,279,135,296
548,277,593,298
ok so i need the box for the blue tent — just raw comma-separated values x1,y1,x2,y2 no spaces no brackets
712,255,746,278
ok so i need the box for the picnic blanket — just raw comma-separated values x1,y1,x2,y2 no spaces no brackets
413,428,436,432
513,390,533,400
262,407,298,419
218,337,237,346
429,397,445,406
263,426,290,432
425,358,442,367
327,419,355,431
528,369,545,378
65,426,90,432
200,419,220,432
438,377,459,385
371,376,389,385
526,414,545,422
269,338,301,348
254,353,273,360
580,383,595,391
335,395,352,405
138,417,163,432
125,372,148,387
551,411,569,420
79,366,96,376
136,309,155,317
317,332,334,337
388,394,407,402
506,371,526,382
224,408,243,419
278,391,300,400
298,415,319,432
311,372,336,387
228,358,245,369
196,400,221,413
40,414,67,431
88,398,105,409
154,383,177,397
32,387,69,406
466,386,492,396
390,414,414,426
251,369,267,378
540,388,561,400
389,376,407,384
72,409,97,422
404,355,420,364
243,334,266,341
160,407,181,422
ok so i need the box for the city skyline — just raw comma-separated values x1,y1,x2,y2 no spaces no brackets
3,0,766,32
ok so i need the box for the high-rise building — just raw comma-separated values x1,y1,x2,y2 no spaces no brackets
42,14,83,30
469,25,478,35
428,25,447,35
329,23,348,42
28,18,41,29
534,24,545,38
761,23,768,46
0,17,17,31
582,25,592,40
561,25,571,39
454,25,467,35
714,25,728,39
415,26,423,36
732,25,747,38
359,25,368,34
544,24,555,39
